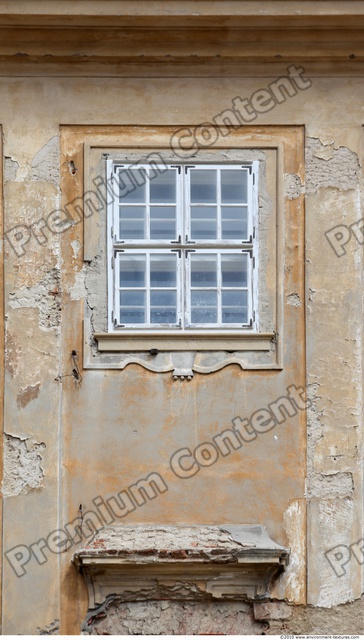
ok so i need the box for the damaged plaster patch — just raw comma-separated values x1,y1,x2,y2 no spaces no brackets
67,267,86,301
284,173,304,200
83,597,266,636
4,156,19,181
8,268,61,330
71,239,82,259
17,382,41,409
286,293,301,307
307,471,354,499
306,139,361,194
306,382,324,479
37,619,60,635
3,434,45,497
31,135,60,188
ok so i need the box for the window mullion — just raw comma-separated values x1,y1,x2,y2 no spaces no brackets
146,167,150,241
146,252,150,324
217,168,221,242
217,252,222,325
182,168,187,327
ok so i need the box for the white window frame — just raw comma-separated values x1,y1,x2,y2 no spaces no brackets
107,161,259,332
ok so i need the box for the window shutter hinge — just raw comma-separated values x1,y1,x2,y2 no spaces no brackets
253,173,255,184
253,226,256,239
253,257,255,268
111,256,115,269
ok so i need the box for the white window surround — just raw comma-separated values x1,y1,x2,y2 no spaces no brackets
77,136,284,373
107,162,259,334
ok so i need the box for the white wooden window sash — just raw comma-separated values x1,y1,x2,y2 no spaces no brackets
108,162,258,330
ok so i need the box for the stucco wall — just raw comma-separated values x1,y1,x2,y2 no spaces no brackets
0,4,363,634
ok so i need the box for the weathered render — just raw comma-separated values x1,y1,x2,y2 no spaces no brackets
0,1,363,635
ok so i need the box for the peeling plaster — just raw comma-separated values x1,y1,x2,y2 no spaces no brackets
268,596,364,635
3,434,46,497
67,266,86,301
271,501,305,604
306,383,324,482
8,268,61,330
286,293,302,307
70,239,82,259
306,139,361,194
284,173,304,200
83,597,267,636
31,135,60,188
17,382,41,409
4,156,19,181
307,471,354,499
37,619,60,635
315,498,355,608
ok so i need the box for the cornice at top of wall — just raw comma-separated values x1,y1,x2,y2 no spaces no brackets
1,2,364,65
1,1,364,28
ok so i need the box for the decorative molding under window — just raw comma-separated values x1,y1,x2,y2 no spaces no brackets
84,320,279,377
73,525,289,610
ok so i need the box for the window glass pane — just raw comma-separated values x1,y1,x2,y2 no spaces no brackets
150,254,176,287
120,288,146,325
222,308,248,324
151,309,177,323
151,290,176,324
191,206,217,240
221,170,247,203
222,290,248,323
221,254,247,287
191,308,217,324
120,169,146,203
221,206,248,239
190,170,217,203
150,170,176,203
222,290,247,306
120,308,145,324
151,290,176,307
119,206,146,239
150,206,176,240
120,291,145,306
191,290,217,307
119,255,146,288
191,254,217,286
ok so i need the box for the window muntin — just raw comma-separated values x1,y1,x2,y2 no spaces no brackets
109,163,257,330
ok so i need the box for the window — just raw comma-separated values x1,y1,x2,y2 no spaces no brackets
108,162,258,331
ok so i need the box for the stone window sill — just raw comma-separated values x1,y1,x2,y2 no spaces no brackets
94,331,276,352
